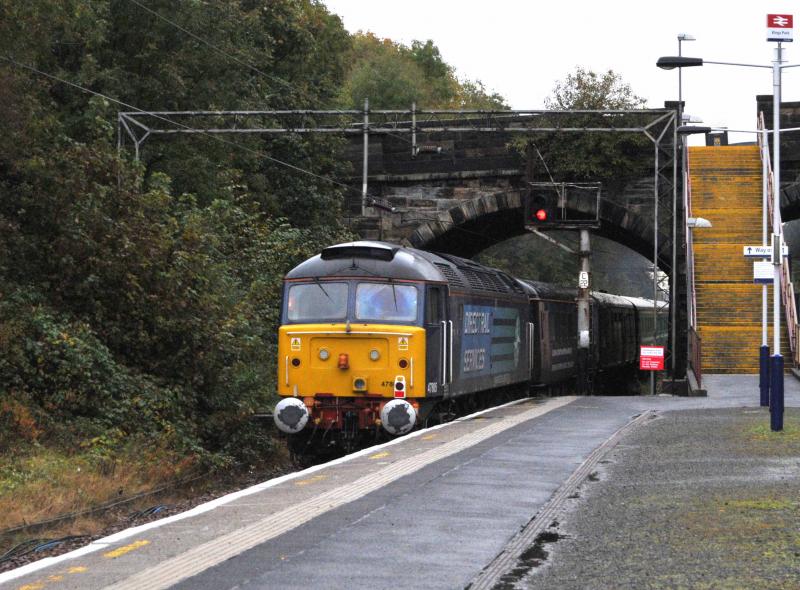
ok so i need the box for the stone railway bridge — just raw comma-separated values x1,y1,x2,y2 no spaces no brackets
342,116,676,269
339,108,688,384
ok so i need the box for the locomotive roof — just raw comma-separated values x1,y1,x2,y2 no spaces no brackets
286,241,527,296
287,242,666,305
286,241,445,281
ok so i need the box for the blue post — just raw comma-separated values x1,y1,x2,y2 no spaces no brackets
759,345,770,407
770,354,784,431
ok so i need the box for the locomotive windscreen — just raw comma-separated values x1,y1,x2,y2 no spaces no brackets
355,283,418,322
287,282,348,321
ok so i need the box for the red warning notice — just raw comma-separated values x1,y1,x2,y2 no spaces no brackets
640,346,665,371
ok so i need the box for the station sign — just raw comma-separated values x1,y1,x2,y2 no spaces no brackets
754,260,774,284
767,14,793,42
743,244,788,258
639,346,664,371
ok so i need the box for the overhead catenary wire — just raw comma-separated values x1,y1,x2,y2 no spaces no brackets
3,55,505,246
1,54,375,204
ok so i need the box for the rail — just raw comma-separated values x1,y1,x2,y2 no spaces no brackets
688,326,702,386
757,112,798,364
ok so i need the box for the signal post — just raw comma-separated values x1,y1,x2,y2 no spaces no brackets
525,183,600,394
577,230,591,394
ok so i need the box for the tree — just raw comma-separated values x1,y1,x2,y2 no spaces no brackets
519,67,651,183
338,33,507,110
0,0,356,466
545,67,646,110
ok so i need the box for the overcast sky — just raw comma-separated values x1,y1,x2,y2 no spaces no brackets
324,0,800,145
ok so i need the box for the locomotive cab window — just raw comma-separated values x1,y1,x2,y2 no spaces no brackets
286,282,348,322
356,283,418,322
425,286,444,324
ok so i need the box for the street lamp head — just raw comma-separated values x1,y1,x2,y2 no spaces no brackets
677,125,712,135
657,56,704,70
677,33,696,42
681,113,703,124
687,217,712,228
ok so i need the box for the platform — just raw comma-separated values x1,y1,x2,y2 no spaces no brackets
2,375,799,590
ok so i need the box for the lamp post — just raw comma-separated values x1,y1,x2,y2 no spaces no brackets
659,51,795,431
671,34,694,392
677,34,695,123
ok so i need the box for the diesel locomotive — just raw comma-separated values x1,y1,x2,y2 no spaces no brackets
274,241,667,448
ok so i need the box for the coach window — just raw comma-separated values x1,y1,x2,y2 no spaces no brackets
287,282,348,322
356,283,418,322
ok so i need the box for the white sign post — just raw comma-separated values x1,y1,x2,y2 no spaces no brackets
767,14,794,42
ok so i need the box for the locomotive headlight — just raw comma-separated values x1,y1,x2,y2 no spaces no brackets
369,349,380,361
353,377,367,391
319,348,330,361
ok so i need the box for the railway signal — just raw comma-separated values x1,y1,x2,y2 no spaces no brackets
526,193,554,225
524,193,557,227
524,183,601,230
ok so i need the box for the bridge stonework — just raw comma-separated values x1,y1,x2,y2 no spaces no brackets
345,132,674,271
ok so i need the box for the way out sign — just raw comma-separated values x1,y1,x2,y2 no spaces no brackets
640,346,665,371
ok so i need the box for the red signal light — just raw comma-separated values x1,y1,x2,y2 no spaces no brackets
535,209,548,221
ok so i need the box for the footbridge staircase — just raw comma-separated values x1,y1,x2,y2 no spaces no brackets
687,126,797,375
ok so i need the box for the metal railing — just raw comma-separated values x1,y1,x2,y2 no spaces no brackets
683,136,702,387
689,326,703,386
684,147,698,329
757,112,798,364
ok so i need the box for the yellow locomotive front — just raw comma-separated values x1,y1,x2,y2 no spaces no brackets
274,275,427,445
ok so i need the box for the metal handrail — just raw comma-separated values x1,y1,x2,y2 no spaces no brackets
689,326,703,386
684,151,698,328
757,112,798,363
684,140,701,385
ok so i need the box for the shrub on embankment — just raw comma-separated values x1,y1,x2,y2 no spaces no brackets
0,0,356,512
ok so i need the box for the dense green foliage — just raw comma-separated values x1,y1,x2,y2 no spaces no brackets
338,33,507,110
519,67,651,183
0,0,356,466
0,0,510,473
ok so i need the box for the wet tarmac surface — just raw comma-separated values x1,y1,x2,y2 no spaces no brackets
3,374,799,589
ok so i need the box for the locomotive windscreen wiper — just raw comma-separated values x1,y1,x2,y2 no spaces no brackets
313,277,332,301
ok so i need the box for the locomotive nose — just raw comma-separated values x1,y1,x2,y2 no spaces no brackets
379,399,417,436
274,398,310,434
